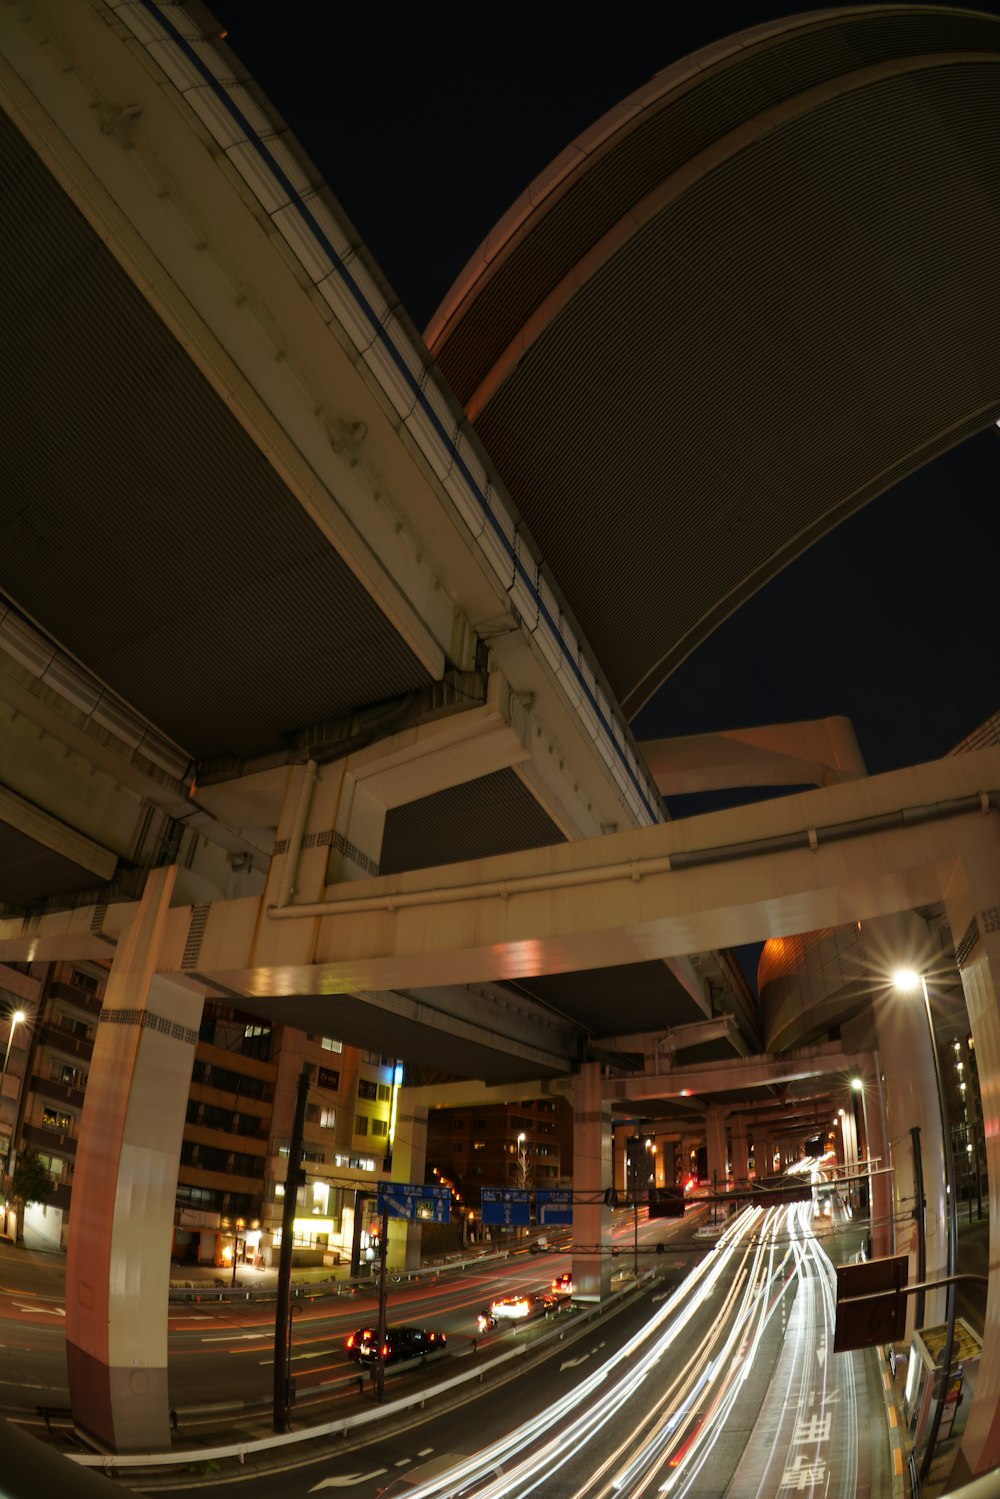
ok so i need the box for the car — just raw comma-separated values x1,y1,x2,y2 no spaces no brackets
550,1271,573,1296
345,1325,447,1365
477,1291,561,1332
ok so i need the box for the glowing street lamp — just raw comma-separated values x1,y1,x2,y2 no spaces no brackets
893,967,959,1484
2,1010,26,1082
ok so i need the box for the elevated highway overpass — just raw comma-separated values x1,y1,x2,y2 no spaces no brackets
2,1,1000,1485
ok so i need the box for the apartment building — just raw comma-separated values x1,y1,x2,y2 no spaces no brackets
0,961,394,1263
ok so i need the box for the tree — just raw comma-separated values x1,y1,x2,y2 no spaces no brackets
10,1150,52,1212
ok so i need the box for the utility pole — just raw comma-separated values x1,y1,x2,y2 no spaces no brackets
374,1208,390,1401
273,1065,312,1433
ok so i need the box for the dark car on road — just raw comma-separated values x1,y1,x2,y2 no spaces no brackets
345,1326,447,1365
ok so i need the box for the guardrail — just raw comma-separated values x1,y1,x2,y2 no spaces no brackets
166,1247,515,1304
68,1272,653,1474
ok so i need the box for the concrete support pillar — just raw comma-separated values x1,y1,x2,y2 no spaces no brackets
572,1063,611,1301
863,912,948,1331
861,1069,893,1259
730,1116,749,1190
386,1096,428,1270
840,1102,859,1212
65,868,202,1451
705,1105,728,1193
944,844,1000,1485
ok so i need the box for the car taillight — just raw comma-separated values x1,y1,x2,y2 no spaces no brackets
381,1344,389,1359
346,1334,355,1348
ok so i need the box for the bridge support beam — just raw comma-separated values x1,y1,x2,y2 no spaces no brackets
572,1063,611,1300
946,845,1000,1485
705,1105,728,1196
387,1096,429,1270
730,1115,749,1192
65,867,200,1452
864,913,949,1333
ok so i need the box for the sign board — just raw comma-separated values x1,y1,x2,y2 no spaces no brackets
536,1189,573,1225
481,1188,531,1227
833,1253,908,1351
376,1182,450,1223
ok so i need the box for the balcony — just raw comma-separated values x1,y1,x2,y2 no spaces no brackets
48,980,103,1017
31,1074,86,1111
39,1022,93,1061
22,1121,77,1158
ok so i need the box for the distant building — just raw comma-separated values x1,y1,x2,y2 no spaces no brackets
427,1096,570,1237
0,960,394,1262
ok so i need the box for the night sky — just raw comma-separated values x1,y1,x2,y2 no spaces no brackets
210,1,1000,785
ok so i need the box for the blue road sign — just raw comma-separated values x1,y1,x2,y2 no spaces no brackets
536,1189,573,1225
376,1182,450,1223
481,1188,531,1227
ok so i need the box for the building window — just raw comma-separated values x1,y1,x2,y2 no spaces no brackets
358,1079,378,1101
320,1108,336,1129
355,1115,369,1136
452,1118,464,1129
371,1119,388,1138
318,1066,340,1091
70,970,99,995
321,1038,343,1054
473,1141,486,1152
41,1108,72,1135
453,1142,464,1153
377,1084,391,1102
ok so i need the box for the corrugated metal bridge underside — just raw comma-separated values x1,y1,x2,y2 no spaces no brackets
428,5,1000,719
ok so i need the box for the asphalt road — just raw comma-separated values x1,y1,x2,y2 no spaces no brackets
121,1199,893,1499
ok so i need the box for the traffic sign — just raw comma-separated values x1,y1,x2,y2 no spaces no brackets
481,1188,531,1227
833,1253,908,1351
376,1182,450,1223
536,1189,573,1225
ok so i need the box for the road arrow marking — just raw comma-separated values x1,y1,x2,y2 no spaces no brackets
560,1354,590,1370
14,1304,64,1316
309,1470,387,1490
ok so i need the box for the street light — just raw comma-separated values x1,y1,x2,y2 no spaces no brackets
893,967,959,1485
231,1216,246,1287
1,1010,26,1184
516,1131,528,1186
2,1010,26,1081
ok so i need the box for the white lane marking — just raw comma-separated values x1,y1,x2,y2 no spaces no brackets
13,1304,64,1317
309,1471,387,1490
560,1354,590,1370
256,1351,325,1364
200,1332,268,1343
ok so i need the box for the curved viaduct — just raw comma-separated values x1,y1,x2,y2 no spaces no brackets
428,3,1000,716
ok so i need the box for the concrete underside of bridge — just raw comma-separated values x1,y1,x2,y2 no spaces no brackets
1,1,999,1485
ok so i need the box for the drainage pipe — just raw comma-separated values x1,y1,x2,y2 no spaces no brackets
267,789,998,920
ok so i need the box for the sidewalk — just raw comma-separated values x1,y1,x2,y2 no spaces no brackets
880,1211,991,1497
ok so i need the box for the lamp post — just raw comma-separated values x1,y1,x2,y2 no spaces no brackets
2,1009,26,1187
516,1131,528,1186
2,1009,26,1083
893,968,959,1485
231,1216,246,1287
